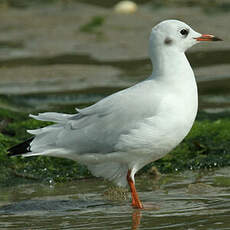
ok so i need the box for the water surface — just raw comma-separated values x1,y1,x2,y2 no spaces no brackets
0,1,230,229
1,169,230,229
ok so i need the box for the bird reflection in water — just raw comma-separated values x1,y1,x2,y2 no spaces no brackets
132,210,142,230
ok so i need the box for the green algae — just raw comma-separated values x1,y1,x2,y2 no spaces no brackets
150,118,230,173
79,16,105,34
1,107,230,186
0,108,91,186
213,176,230,187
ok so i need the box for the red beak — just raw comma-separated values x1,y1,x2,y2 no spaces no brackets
195,34,222,41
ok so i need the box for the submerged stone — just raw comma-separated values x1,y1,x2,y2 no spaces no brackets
104,186,129,201
187,183,214,194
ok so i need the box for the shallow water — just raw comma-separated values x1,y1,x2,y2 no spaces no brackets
1,1,230,229
1,169,230,229
0,49,230,113
0,2,230,113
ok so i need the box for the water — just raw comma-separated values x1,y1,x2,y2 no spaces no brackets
1,169,230,229
0,1,230,229
1,50,230,112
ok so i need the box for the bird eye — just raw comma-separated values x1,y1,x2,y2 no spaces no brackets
180,29,189,36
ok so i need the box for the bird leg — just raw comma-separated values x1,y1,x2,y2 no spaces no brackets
127,169,143,209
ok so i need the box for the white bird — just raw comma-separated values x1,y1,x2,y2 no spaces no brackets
8,20,221,209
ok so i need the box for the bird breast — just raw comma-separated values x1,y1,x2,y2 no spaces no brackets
115,74,198,164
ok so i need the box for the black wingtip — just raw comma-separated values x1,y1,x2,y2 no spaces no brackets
7,137,34,157
212,36,223,41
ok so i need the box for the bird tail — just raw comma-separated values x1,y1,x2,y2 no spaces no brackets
7,112,73,157
7,137,34,157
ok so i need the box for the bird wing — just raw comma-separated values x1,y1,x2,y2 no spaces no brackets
28,80,160,155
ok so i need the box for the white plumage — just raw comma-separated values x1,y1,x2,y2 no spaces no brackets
21,20,219,191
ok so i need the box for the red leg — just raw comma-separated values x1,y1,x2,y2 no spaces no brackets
127,169,143,209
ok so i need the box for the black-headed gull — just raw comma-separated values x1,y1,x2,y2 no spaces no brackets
8,20,221,209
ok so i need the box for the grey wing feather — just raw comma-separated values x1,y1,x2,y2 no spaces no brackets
28,80,159,155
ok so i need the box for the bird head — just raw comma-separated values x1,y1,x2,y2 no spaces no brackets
150,20,222,53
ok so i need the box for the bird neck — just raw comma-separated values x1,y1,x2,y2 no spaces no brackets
149,46,193,79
